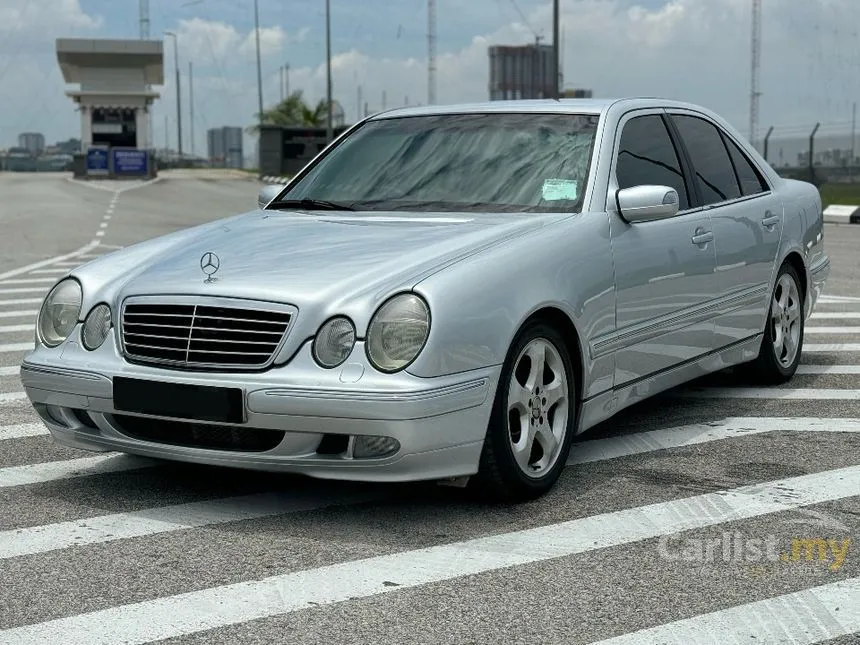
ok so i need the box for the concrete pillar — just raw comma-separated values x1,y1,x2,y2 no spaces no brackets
80,105,92,149
135,106,149,150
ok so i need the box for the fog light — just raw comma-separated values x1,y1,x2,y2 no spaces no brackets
82,304,112,350
352,435,400,459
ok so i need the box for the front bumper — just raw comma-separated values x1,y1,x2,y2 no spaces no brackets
20,331,500,483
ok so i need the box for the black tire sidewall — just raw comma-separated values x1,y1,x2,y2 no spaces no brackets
760,264,805,378
482,321,577,496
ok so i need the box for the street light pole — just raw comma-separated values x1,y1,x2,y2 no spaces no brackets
325,0,333,143
253,0,264,148
552,0,560,99
189,61,195,157
164,32,183,157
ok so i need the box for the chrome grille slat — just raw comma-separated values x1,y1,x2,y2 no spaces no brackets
121,300,293,370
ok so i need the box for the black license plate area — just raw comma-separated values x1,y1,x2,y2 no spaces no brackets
113,377,245,424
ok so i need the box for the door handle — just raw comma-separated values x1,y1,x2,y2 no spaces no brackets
761,212,780,229
691,231,714,245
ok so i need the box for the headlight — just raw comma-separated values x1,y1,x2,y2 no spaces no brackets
37,279,82,347
82,304,112,351
313,316,356,368
366,293,430,372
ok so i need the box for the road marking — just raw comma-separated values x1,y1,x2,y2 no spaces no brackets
804,343,860,352
0,454,154,489
95,231,105,238
567,417,860,465
99,223,107,229
28,269,69,276
0,392,27,405
0,310,37,319
51,261,84,268
0,488,382,559
0,342,33,354
811,312,860,319
0,423,45,441
0,278,55,286
820,294,860,303
0,240,100,282
678,388,860,400
0,366,21,376
0,298,42,306
797,364,860,374
0,324,32,334
805,326,860,334
4,466,857,645
588,578,860,645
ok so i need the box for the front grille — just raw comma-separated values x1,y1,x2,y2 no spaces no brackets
121,302,291,370
112,414,285,452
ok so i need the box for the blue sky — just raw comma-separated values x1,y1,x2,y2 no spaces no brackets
1,0,859,160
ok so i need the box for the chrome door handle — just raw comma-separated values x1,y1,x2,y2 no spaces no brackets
691,231,714,245
762,212,780,228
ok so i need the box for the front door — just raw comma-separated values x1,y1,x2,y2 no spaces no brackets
606,111,718,386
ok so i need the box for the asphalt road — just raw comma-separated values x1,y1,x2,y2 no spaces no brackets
0,172,858,645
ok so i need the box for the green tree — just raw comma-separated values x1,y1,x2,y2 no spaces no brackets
247,90,329,132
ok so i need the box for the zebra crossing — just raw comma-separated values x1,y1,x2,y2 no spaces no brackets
0,254,857,643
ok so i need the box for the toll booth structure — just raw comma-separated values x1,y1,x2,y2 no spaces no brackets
56,38,163,178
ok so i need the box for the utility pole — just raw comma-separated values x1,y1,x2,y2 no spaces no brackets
189,61,195,157
253,0,264,152
749,0,762,148
280,66,285,102
140,0,152,148
357,85,363,124
285,63,290,97
428,0,437,104
164,115,168,153
552,0,560,99
164,32,182,157
851,101,857,181
325,0,333,143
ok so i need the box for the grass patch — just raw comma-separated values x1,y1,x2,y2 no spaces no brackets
819,183,860,209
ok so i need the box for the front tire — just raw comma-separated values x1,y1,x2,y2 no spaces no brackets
752,263,805,384
474,321,576,502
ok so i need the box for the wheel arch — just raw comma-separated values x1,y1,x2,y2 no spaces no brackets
781,251,808,302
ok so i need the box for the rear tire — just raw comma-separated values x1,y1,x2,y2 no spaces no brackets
751,263,805,384
473,321,576,502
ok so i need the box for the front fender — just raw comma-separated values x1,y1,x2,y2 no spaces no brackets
407,212,616,400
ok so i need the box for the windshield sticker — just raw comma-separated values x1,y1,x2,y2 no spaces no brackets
542,179,578,201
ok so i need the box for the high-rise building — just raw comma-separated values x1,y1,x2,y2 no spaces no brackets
18,132,45,155
488,44,556,101
207,126,244,169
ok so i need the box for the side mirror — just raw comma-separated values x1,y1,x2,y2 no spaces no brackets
257,184,284,209
616,185,680,223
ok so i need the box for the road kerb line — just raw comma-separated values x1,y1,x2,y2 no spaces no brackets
0,240,100,282
588,578,859,645
676,388,860,400
0,423,45,441
3,465,858,645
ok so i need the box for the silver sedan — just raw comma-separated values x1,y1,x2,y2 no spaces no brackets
21,98,830,500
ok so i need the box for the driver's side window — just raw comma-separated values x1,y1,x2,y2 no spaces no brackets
616,115,690,211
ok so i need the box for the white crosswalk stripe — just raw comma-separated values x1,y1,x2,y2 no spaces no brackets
0,392,28,405
0,422,46,441
0,324,31,334
0,287,46,296
802,343,860,351
0,309,37,319
0,455,154,489
0,278,58,286
3,465,857,645
0,366,22,377
0,342,33,353
797,364,860,374
805,326,860,334
0,298,42,306
678,387,860,399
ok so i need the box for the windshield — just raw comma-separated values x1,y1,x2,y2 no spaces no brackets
274,113,600,213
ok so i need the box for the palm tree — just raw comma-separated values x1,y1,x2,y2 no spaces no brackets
247,90,329,132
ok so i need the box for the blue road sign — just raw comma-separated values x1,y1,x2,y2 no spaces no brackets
112,148,149,175
85,146,110,175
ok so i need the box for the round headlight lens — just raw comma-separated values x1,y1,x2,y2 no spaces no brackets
313,316,356,368
366,293,430,372
38,279,82,347
82,304,112,351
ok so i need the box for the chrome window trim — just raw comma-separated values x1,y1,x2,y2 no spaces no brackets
118,294,298,372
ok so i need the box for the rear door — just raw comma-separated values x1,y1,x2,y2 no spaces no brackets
606,110,717,386
667,112,781,345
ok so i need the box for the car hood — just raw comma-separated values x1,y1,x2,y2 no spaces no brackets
73,210,557,339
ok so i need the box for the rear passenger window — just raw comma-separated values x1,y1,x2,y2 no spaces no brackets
724,136,769,196
616,115,689,211
671,115,740,205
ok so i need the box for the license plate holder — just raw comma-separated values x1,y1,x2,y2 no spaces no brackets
113,377,245,424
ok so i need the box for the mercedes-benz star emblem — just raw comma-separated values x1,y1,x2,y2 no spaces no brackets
200,252,220,283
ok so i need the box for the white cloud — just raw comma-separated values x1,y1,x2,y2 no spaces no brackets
239,26,286,58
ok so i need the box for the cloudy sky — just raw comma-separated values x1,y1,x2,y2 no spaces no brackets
1,0,858,157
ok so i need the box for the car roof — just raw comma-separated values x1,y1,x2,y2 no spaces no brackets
370,98,710,120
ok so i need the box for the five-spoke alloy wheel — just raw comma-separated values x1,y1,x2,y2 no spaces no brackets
752,263,805,383
476,321,576,501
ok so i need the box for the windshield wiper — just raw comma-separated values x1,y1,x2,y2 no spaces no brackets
269,199,354,211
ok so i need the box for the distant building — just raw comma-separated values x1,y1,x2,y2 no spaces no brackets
207,126,244,169
488,43,556,100
54,138,81,155
18,132,45,155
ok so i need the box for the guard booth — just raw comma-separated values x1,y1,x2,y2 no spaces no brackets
56,38,163,179
259,125,350,179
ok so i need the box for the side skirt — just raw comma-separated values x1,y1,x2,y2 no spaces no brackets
577,334,763,434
